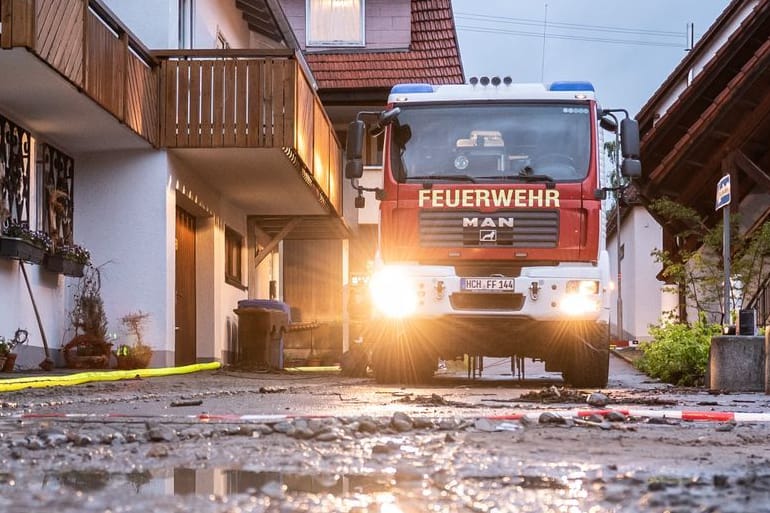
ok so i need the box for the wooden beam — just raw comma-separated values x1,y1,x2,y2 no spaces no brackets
254,217,301,267
733,150,770,192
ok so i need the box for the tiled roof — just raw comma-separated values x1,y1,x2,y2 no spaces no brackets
304,0,464,89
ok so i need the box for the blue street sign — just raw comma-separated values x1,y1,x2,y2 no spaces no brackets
716,174,731,210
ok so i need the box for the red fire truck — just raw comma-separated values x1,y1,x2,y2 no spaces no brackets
345,78,641,386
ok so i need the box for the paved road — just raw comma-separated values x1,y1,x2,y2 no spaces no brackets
2,354,770,512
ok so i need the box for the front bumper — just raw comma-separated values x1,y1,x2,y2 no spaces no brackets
369,260,611,323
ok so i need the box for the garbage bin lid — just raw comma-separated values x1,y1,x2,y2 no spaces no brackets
237,300,291,320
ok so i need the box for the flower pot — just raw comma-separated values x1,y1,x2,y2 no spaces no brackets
44,253,85,277
114,348,152,370
64,334,112,369
2,353,16,372
0,236,45,264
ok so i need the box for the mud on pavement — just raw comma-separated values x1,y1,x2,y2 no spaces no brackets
1,363,770,512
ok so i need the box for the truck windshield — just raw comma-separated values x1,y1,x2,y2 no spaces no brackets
390,103,591,183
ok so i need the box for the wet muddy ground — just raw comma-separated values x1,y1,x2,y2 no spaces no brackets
2,355,770,512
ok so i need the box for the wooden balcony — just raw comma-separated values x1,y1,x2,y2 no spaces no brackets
156,50,346,225
0,0,158,148
0,0,353,238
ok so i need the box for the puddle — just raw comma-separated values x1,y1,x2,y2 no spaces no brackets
31,468,396,497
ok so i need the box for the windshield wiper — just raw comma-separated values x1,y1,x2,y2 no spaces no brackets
477,173,556,183
406,174,478,183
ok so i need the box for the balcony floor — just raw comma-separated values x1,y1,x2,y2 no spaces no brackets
170,147,352,239
0,48,150,155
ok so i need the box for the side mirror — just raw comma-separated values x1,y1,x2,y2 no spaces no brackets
599,115,618,133
620,118,640,159
378,107,401,127
345,120,365,179
621,158,642,179
345,159,364,180
594,188,607,200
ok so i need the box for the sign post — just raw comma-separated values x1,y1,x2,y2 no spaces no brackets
716,174,731,327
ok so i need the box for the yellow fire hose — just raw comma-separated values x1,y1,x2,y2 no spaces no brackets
0,361,221,393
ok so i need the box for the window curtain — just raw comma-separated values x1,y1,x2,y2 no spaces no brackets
308,0,363,45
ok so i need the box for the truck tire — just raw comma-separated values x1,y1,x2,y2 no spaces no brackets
562,326,610,388
370,323,435,384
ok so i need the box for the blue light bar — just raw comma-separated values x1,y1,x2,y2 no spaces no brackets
549,81,595,92
391,84,435,94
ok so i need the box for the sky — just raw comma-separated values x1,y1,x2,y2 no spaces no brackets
452,0,732,116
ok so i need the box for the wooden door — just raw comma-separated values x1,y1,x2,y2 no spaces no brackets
175,207,197,365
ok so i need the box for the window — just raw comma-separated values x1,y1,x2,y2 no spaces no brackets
179,0,194,49
307,0,364,47
225,227,244,288
391,103,591,183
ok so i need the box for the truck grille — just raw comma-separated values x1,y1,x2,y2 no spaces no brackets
419,210,559,248
450,292,525,310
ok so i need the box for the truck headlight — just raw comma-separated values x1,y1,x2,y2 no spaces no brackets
369,267,418,318
560,280,601,315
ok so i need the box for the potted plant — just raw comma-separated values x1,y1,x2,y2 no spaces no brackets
63,265,112,368
0,328,29,372
0,339,8,372
114,311,153,369
44,242,90,277
0,220,53,264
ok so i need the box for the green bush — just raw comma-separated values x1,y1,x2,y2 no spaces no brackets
635,317,722,386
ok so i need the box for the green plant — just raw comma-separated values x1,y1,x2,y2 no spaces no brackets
0,338,9,356
649,197,770,324
2,220,53,252
54,243,91,265
635,315,722,386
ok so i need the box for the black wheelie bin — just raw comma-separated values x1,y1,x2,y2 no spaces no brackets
233,299,290,369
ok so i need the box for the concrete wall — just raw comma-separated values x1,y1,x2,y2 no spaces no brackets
282,0,411,50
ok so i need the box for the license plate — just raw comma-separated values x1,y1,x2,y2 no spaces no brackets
461,277,514,292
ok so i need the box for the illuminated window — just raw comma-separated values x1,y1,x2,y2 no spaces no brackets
225,227,244,288
307,0,364,47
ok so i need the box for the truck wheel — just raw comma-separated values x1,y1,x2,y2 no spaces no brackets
562,327,610,388
370,323,435,384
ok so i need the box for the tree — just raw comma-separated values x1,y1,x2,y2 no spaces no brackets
649,197,770,324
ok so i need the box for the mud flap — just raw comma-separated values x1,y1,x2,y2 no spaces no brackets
367,321,437,384
562,323,610,388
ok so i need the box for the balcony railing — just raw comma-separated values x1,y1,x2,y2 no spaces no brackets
0,0,159,145
0,1,343,214
155,50,342,213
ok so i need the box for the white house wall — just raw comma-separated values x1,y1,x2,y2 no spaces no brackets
168,154,251,363
102,1,176,48
103,0,253,50
76,150,172,364
607,206,668,342
0,137,69,369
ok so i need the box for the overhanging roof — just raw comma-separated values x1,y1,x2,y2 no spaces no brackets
637,0,770,232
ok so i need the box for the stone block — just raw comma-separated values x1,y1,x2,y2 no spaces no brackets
709,336,764,392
